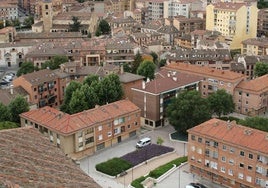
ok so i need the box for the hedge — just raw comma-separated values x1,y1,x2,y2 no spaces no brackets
95,157,132,176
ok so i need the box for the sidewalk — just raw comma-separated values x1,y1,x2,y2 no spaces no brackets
117,152,180,186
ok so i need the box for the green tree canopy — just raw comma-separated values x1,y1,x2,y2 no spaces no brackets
83,74,99,86
0,102,11,122
254,62,268,77
69,16,82,32
60,81,82,113
150,52,158,65
123,63,132,73
166,90,211,134
207,89,235,118
8,96,29,123
132,52,143,74
0,121,19,130
69,87,88,114
239,116,268,132
159,59,166,67
23,16,34,28
17,62,39,77
41,55,68,70
96,19,111,35
137,60,156,80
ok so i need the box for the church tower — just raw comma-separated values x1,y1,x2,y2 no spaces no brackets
41,0,53,32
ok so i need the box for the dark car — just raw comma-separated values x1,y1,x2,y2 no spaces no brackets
186,183,207,188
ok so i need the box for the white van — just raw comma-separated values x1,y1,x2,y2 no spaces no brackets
136,137,151,148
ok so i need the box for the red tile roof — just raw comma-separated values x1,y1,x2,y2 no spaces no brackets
188,118,268,155
20,99,140,135
132,69,202,94
235,74,268,93
213,2,245,10
165,63,246,82
0,127,101,187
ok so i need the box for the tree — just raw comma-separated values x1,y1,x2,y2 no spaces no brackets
159,59,166,67
254,62,268,77
137,60,156,80
23,16,34,28
69,16,82,32
60,81,82,113
123,63,131,73
83,84,99,109
132,52,143,74
69,88,88,114
41,55,68,70
207,89,235,118
0,102,11,122
17,62,39,77
83,75,99,86
96,20,111,35
8,96,29,123
166,90,211,134
150,52,158,65
0,121,19,130
157,137,164,145
239,117,268,132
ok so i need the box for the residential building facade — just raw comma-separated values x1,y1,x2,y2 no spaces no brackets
20,100,141,158
188,118,268,188
131,69,202,128
0,2,18,20
257,8,268,37
164,63,246,97
234,74,268,116
206,2,258,49
241,38,268,56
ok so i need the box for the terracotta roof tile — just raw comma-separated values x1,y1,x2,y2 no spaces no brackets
0,127,101,187
20,100,140,135
165,63,246,82
132,69,202,94
213,2,245,10
188,118,268,155
235,74,268,92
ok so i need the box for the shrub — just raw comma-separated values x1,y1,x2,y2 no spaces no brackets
131,176,147,188
95,157,132,176
149,156,187,179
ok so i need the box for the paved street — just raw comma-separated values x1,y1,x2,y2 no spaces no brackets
79,125,225,188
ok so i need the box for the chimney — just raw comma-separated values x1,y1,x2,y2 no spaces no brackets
10,85,14,95
172,76,177,81
142,80,146,89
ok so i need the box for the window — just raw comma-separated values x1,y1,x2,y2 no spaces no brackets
229,159,234,165
246,176,252,183
98,134,103,140
228,169,233,176
248,153,253,159
213,142,218,148
198,137,202,143
79,142,83,147
230,147,235,153
239,163,244,168
205,149,210,157
78,132,82,138
238,173,243,179
205,140,210,146
246,93,249,97
127,124,130,129
248,165,252,170
107,132,112,137
240,151,245,156
191,135,196,141
222,156,226,162
85,137,94,144
98,125,102,131
221,167,225,173
222,145,227,150
239,91,242,95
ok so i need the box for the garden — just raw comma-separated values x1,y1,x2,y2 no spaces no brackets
95,144,174,176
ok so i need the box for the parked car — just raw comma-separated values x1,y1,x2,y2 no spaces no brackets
0,81,9,86
186,183,207,188
136,137,151,148
6,72,15,76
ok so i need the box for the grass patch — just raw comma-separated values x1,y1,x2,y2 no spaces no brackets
131,156,188,188
95,157,132,176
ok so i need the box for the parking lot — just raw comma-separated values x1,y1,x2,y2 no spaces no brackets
0,68,17,89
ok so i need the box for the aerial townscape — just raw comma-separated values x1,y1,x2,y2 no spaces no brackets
1,0,268,187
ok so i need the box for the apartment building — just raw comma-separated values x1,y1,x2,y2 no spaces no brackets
206,2,258,49
241,38,268,56
0,2,18,20
164,63,246,97
131,69,202,128
234,74,268,116
257,8,268,37
13,69,59,108
165,49,232,70
188,118,268,188
173,17,206,36
20,99,141,158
